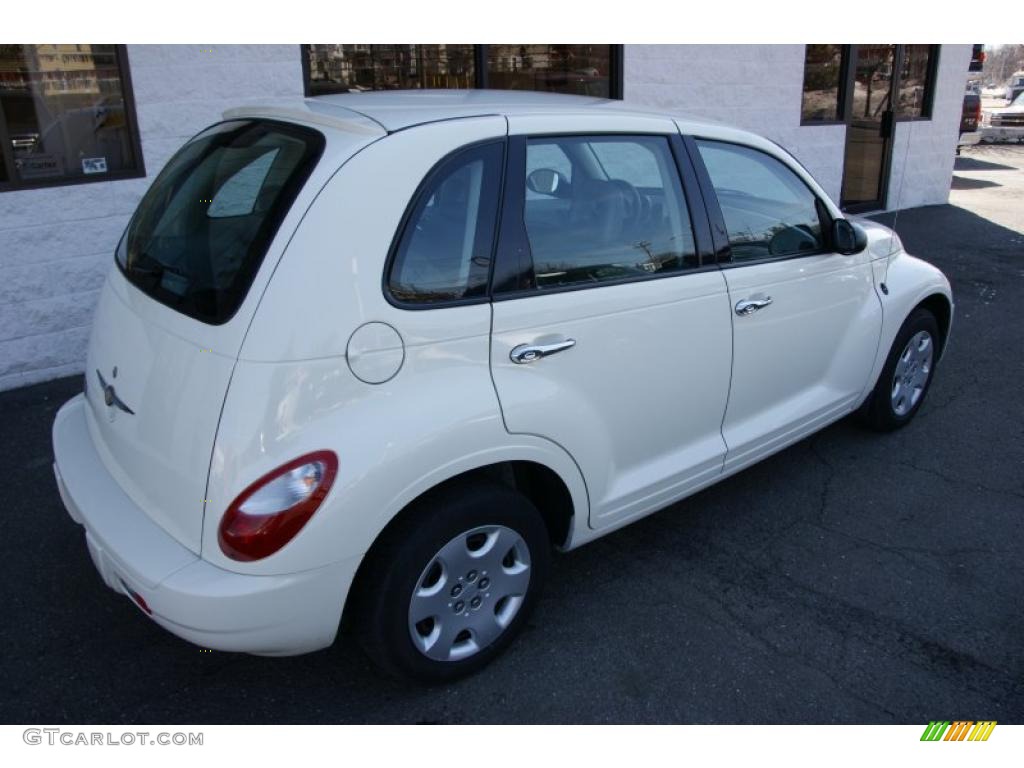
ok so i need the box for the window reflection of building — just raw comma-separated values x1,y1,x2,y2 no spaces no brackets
487,45,610,97
0,44,138,185
307,44,615,98
308,45,475,94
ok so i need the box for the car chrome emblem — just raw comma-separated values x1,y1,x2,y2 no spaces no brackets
95,369,135,415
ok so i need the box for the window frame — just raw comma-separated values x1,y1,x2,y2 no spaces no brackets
799,44,940,127
0,44,146,193
799,44,851,126
684,135,837,269
893,44,941,122
382,138,508,311
491,131,717,302
302,44,624,99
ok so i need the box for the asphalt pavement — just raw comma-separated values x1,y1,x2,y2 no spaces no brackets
1,146,1022,724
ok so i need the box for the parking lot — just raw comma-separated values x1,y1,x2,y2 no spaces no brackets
1,145,1022,725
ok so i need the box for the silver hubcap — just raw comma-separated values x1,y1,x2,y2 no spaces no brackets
891,330,934,416
408,525,531,662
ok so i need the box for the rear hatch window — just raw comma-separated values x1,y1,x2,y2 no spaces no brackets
116,119,324,324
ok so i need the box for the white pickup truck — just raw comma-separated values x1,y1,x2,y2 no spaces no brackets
982,87,1024,143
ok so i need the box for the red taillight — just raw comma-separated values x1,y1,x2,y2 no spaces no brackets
218,450,338,562
120,579,153,615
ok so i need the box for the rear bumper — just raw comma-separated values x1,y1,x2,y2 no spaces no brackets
957,131,981,147
52,395,359,656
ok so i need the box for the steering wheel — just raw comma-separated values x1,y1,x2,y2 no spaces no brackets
607,179,645,224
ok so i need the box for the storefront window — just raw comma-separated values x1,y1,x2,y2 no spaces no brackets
0,44,143,191
306,45,475,94
896,45,937,118
486,45,612,98
801,45,845,123
305,44,621,98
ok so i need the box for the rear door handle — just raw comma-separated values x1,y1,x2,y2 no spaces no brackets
510,338,576,364
735,297,773,316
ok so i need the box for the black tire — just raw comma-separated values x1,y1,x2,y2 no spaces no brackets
351,480,550,683
857,307,941,432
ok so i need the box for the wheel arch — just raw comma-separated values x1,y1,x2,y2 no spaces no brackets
340,458,578,631
917,292,953,358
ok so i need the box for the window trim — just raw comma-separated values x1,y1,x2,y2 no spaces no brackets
491,131,717,303
0,44,146,193
686,135,838,269
302,44,624,100
382,138,508,311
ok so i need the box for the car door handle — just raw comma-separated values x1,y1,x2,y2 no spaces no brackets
510,338,576,364
735,297,773,316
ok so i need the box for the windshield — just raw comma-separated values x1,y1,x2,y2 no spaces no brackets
116,119,324,324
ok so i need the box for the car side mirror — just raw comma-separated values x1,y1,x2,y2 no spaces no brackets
832,219,868,255
526,168,569,197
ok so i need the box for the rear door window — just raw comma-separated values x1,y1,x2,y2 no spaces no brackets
116,120,324,324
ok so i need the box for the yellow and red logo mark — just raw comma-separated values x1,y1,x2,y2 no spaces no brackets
920,721,997,741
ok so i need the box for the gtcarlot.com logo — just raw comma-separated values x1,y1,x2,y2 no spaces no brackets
23,729,203,746
920,721,997,742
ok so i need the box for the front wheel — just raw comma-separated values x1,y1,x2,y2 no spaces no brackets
858,307,941,431
352,481,550,683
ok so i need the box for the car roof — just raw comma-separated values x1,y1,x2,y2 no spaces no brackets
223,89,841,219
225,89,735,137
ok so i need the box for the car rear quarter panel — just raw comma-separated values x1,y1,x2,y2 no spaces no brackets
202,350,588,575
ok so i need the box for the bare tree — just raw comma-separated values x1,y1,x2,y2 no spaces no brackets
983,44,1024,85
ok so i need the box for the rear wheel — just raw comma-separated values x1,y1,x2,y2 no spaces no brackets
352,481,550,683
858,307,941,431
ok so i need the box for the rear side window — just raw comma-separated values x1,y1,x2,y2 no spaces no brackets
117,120,324,324
524,135,697,289
388,142,503,305
695,140,825,262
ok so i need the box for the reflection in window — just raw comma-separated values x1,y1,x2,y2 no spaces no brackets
850,44,894,120
801,45,845,122
524,136,697,289
0,44,140,189
306,45,475,95
487,45,611,98
207,149,279,219
696,140,824,262
897,45,936,118
305,44,619,98
388,144,503,304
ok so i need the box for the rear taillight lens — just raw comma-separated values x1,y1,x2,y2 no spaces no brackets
218,451,338,561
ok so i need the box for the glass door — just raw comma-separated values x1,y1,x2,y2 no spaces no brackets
841,45,896,211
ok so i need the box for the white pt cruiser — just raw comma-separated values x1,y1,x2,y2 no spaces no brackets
52,91,953,682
